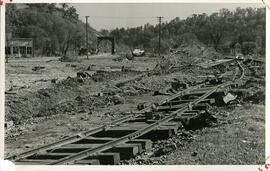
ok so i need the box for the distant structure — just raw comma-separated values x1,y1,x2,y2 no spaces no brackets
6,38,33,58
234,42,242,55
97,36,115,55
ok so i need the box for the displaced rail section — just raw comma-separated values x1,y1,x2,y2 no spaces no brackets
8,59,246,165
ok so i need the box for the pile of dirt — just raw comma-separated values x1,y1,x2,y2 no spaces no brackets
5,71,139,125
121,73,199,96
154,33,220,73
92,71,140,82
125,75,168,92
5,78,97,124
113,53,134,62
176,33,220,60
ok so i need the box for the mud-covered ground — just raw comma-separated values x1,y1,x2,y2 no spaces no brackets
4,54,265,164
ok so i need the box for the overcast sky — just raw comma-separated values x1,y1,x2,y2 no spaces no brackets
71,3,264,31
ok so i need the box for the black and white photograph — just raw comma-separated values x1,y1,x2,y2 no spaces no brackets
3,2,266,165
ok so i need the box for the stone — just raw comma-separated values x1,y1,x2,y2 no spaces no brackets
111,94,125,105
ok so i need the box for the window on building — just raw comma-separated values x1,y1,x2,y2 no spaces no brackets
5,47,10,54
13,47,18,54
19,46,26,54
27,47,32,54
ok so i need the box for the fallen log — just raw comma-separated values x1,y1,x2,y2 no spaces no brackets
114,74,145,87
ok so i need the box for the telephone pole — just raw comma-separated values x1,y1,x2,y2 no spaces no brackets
157,16,163,57
85,16,89,59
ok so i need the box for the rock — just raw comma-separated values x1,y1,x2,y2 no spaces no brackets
51,79,57,84
223,93,238,104
38,89,51,98
97,92,103,97
111,94,125,105
78,107,89,113
137,103,146,110
25,144,33,148
5,121,14,130
241,140,251,143
77,77,84,83
191,151,198,156
32,66,45,71
69,112,76,115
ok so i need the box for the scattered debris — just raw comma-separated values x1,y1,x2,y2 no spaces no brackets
223,93,238,104
191,151,198,156
77,71,94,79
180,110,217,130
24,144,33,148
110,94,125,105
5,121,14,130
132,49,145,57
32,66,45,71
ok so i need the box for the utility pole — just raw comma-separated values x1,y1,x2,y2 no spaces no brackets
85,16,89,59
157,16,163,57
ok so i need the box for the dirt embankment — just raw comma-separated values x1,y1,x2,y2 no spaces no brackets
5,66,194,124
5,71,139,124
154,33,220,73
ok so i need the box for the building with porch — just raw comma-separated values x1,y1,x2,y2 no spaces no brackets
6,38,33,57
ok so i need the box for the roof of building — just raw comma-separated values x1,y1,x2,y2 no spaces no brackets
9,38,33,47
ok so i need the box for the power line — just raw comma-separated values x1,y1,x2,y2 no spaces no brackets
157,16,163,57
85,16,89,59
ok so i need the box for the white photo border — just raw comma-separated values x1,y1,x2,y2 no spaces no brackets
0,0,268,171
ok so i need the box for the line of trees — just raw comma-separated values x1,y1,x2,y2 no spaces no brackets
109,7,266,56
6,5,266,57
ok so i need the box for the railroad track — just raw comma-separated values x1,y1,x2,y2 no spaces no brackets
7,59,246,165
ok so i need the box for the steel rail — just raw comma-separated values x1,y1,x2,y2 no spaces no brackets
8,82,205,161
49,84,221,165
8,115,132,161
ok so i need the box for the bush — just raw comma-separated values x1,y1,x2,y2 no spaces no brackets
242,41,256,55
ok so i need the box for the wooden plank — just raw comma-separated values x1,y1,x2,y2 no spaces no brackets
72,137,114,144
26,153,71,160
128,139,152,151
114,74,144,87
74,159,100,165
83,152,121,165
104,143,141,160
163,98,215,106
163,123,181,130
107,126,142,131
96,153,120,165
184,110,200,114
15,159,56,165
116,122,152,129
49,144,101,153
91,129,136,138
158,125,179,135
157,104,186,111
138,127,175,141
127,117,147,123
